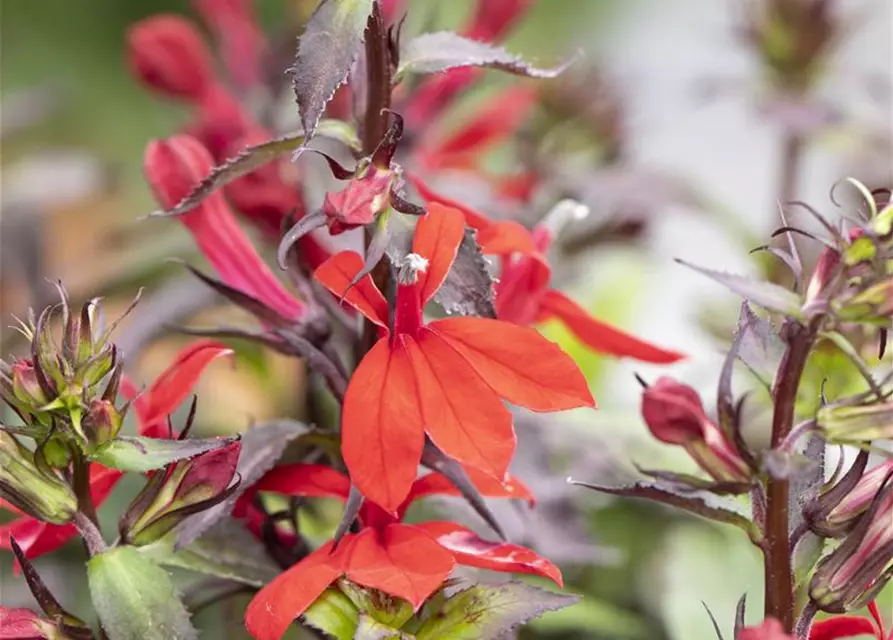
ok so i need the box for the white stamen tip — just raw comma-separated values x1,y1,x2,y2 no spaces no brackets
398,253,429,284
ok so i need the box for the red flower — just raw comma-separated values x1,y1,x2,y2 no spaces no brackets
0,607,63,639
411,178,684,364
121,339,233,439
193,0,267,91
810,602,891,640
0,340,226,561
144,135,306,322
244,464,556,640
739,618,792,639
314,204,593,512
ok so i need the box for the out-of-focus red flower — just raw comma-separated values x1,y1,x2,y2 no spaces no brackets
403,0,533,126
0,607,66,639
739,618,792,639
126,15,215,100
121,340,233,439
193,0,267,91
314,204,593,512
411,178,684,363
809,602,891,639
144,135,306,322
243,464,555,640
641,377,751,484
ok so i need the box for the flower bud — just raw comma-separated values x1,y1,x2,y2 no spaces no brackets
121,440,241,545
0,608,71,640
641,378,752,484
818,400,893,444
0,431,77,524
810,474,893,613
126,15,215,101
323,168,395,235
805,245,841,305
83,400,124,447
10,359,49,408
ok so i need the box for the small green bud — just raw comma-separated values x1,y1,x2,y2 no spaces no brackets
0,431,77,524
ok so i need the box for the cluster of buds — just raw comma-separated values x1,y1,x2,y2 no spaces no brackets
809,470,893,612
739,0,837,94
0,286,132,451
639,376,754,491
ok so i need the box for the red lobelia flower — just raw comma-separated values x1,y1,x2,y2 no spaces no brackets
193,0,267,91
411,179,684,363
144,135,306,322
314,204,593,513
244,464,556,640
810,602,891,640
0,339,228,562
120,339,233,439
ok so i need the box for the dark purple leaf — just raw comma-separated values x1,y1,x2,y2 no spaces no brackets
291,0,374,140
397,32,578,80
433,228,497,318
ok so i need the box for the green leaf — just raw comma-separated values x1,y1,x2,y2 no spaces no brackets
675,259,803,318
291,0,373,139
415,582,578,640
139,519,279,587
527,596,651,639
87,545,197,640
338,578,415,629
355,614,415,640
146,121,360,219
304,588,360,640
89,435,237,472
397,32,577,81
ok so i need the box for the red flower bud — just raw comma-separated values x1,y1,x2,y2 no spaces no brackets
323,169,395,235
641,377,707,445
194,0,267,90
83,399,124,446
11,359,48,408
126,15,215,101
122,440,241,546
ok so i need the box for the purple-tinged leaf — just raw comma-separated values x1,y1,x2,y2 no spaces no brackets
421,440,505,540
173,419,310,549
701,601,725,640
277,210,327,270
736,303,785,390
433,227,497,318
183,263,292,329
675,259,803,317
569,479,761,542
89,435,239,473
291,0,373,140
414,582,578,640
147,122,359,220
734,594,747,637
396,31,578,81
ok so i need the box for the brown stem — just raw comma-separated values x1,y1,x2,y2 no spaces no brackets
362,2,391,157
358,1,393,358
763,318,817,631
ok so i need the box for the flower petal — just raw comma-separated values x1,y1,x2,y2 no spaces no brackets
477,221,537,256
253,464,351,500
408,468,534,505
413,204,466,304
342,339,425,513
407,173,491,230
345,524,455,610
538,289,684,364
432,317,594,411
139,340,233,437
808,616,877,640
415,521,562,587
145,135,304,322
314,251,388,328
405,330,514,479
245,540,347,640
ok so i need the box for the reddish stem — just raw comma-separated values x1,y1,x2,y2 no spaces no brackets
764,318,817,632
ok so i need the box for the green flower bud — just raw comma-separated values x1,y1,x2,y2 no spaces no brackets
0,431,77,524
